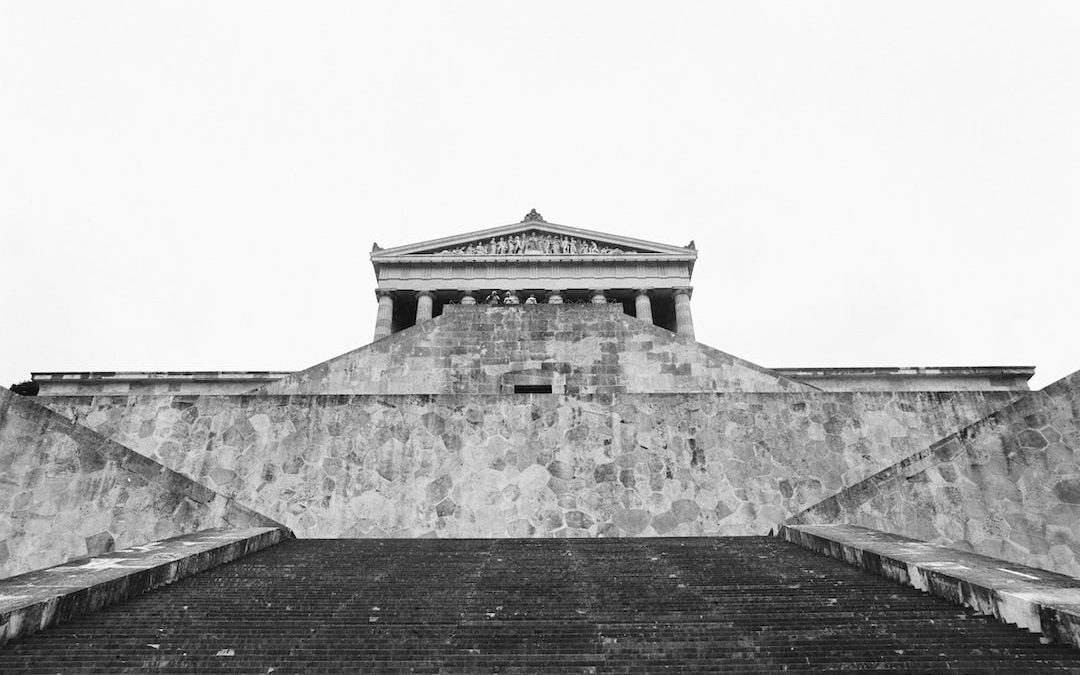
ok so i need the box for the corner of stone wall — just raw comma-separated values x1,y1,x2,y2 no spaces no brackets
785,372,1080,578
0,389,288,579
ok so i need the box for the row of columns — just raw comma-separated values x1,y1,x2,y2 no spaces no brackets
373,288,694,341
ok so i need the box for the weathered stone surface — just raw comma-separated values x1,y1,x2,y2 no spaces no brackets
791,370,1080,578
0,527,288,647
0,388,285,579
34,388,1017,543
259,305,812,396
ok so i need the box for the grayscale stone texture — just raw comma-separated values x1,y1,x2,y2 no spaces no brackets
261,305,811,395
0,388,284,578
790,369,1080,578
38,388,1014,541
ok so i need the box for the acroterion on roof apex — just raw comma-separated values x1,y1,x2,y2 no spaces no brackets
522,209,544,222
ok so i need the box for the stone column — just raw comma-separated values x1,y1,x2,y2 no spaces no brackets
590,289,608,304
416,291,434,323
459,292,477,306
673,287,695,339
547,291,564,304
374,290,394,341
634,289,653,323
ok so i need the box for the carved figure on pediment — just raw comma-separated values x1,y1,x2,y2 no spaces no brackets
429,234,636,256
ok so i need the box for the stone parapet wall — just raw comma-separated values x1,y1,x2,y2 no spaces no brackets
32,372,291,397
260,305,812,396
0,388,284,579
789,370,1080,578
39,389,1017,540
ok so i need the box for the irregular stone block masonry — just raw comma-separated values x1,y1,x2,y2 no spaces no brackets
0,388,285,579
260,305,812,396
38,389,1017,539
790,370,1080,578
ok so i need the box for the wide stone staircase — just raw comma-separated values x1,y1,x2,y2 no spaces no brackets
3,537,1079,673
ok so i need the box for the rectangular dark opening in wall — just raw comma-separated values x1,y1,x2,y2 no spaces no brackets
514,384,552,394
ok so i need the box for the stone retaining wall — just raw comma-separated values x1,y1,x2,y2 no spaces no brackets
0,388,283,579
39,389,1016,539
790,370,1080,578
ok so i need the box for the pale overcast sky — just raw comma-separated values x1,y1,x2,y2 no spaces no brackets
2,2,1077,389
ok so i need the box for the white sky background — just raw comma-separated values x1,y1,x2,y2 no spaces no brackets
1,2,1077,389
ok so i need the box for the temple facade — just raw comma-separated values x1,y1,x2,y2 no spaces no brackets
368,209,699,340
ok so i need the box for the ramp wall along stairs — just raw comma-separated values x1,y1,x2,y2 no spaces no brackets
3,537,1080,673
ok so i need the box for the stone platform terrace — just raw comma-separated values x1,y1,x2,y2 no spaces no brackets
3,536,1080,673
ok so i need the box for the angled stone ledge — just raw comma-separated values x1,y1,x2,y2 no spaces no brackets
779,524,1080,649
0,527,291,647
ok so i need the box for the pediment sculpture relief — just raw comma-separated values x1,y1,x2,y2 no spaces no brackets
432,232,636,256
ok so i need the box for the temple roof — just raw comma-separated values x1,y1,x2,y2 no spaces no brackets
370,210,697,270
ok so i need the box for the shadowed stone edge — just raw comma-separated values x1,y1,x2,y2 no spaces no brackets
0,526,292,647
779,524,1080,649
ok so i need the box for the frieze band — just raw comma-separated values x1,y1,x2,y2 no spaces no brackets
433,232,636,256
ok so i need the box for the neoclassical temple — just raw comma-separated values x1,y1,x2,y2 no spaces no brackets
369,209,700,340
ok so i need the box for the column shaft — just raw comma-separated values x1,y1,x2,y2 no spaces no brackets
673,288,695,339
374,292,394,341
416,291,434,322
635,290,653,323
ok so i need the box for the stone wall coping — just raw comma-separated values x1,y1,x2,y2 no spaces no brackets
0,527,291,647
773,366,1035,379
31,371,292,382
36,390,1022,406
779,524,1080,648
30,365,1034,387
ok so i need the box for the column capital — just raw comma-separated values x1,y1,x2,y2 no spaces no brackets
635,288,653,297
375,288,396,299
416,290,434,299
672,286,693,298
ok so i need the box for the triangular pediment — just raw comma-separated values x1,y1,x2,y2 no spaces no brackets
370,211,696,261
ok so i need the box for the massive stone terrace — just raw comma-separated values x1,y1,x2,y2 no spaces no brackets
261,304,811,396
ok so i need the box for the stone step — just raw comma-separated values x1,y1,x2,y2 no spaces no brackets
2,537,1079,673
